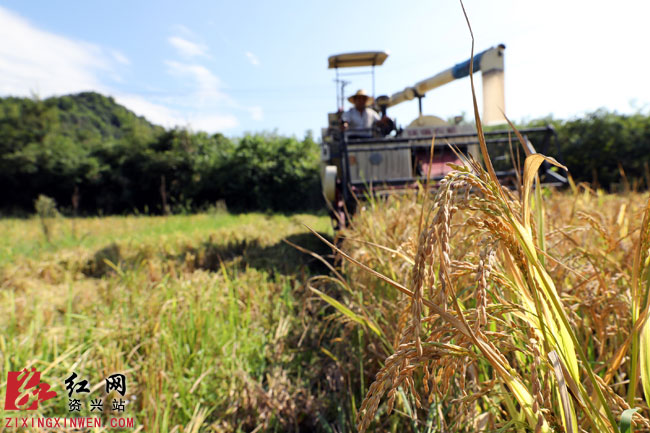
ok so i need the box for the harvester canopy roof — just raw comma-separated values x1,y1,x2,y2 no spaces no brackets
328,51,389,69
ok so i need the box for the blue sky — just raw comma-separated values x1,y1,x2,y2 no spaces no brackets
1,1,649,138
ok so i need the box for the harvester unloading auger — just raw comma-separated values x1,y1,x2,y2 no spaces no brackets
321,45,567,228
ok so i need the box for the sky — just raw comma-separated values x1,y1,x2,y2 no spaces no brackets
1,0,649,138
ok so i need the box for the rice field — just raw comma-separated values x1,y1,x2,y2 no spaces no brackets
322,179,650,433
1,175,649,432
2,123,650,433
0,212,337,432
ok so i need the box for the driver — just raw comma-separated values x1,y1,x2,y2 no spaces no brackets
342,89,380,137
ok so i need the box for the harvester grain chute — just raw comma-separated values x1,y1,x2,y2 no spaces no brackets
320,45,567,228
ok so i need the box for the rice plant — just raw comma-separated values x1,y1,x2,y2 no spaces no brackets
308,10,650,431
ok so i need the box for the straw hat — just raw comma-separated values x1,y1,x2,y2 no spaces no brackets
347,89,374,106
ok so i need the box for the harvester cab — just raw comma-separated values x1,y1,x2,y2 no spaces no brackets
321,45,567,229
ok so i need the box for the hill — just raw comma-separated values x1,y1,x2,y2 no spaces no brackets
0,91,163,154
0,92,165,212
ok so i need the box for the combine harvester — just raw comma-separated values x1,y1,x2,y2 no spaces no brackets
321,45,566,228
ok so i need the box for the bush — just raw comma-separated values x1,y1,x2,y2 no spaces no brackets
522,109,650,189
220,132,322,212
34,194,59,242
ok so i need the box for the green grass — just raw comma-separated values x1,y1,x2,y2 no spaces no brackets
0,212,329,265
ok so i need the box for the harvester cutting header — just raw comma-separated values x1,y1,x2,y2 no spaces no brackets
321,45,565,228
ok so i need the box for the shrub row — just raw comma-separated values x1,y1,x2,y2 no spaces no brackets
524,109,650,189
0,93,322,215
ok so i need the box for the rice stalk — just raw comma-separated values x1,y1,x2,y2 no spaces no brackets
633,197,650,409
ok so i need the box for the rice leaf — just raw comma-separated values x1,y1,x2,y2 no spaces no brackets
320,347,340,364
619,408,639,433
522,154,567,229
640,316,650,409
310,286,381,336
549,350,577,433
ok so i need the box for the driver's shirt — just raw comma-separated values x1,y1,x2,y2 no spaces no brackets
342,107,380,131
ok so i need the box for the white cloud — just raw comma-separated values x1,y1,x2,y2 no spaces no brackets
249,106,263,121
189,113,239,131
161,60,241,131
0,6,107,96
114,93,239,132
113,94,180,127
165,60,231,105
245,51,260,67
172,24,193,36
168,36,208,58
111,50,130,65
